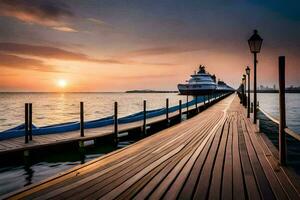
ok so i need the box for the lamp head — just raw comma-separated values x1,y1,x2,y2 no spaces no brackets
246,66,250,75
248,30,263,53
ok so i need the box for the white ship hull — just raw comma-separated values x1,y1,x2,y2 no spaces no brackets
178,83,217,95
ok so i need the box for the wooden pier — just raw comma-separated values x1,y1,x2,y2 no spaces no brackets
3,94,300,199
0,110,179,154
0,95,227,155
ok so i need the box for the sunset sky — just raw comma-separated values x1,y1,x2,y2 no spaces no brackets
0,0,299,92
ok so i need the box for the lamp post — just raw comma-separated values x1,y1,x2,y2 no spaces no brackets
242,76,246,107
248,30,263,124
243,74,246,107
246,66,251,118
241,77,245,105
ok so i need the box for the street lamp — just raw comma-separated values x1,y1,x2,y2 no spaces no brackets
243,74,246,107
246,66,251,118
248,30,263,124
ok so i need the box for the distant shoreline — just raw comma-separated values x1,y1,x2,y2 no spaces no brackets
249,89,300,93
125,90,178,93
1,89,300,93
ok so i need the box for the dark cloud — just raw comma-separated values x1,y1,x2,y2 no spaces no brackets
0,52,61,72
0,0,76,31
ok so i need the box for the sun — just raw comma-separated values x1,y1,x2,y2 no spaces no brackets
57,79,67,88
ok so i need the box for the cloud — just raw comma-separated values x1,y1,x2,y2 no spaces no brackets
0,42,176,66
0,52,61,72
128,46,201,57
111,74,177,80
87,18,107,26
0,0,76,32
52,26,78,32
0,42,120,63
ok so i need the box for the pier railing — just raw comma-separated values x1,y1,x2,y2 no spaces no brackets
241,56,299,166
0,92,232,144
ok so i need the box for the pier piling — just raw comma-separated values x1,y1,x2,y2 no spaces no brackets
279,56,286,165
25,103,29,144
166,98,169,124
114,102,118,145
80,102,84,137
143,100,146,136
186,95,189,118
179,100,182,121
195,96,198,113
29,103,32,141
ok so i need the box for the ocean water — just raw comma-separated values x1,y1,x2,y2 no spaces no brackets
257,93,300,133
0,92,188,132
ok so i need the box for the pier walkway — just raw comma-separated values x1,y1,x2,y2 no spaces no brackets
4,94,300,199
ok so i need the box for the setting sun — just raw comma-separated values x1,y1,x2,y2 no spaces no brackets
57,79,67,88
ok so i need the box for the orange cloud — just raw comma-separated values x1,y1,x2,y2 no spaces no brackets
0,42,122,64
0,42,177,66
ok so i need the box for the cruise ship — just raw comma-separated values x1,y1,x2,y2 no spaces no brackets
177,65,217,95
178,65,234,95
216,80,235,93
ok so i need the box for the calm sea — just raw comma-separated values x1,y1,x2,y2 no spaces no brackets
0,92,299,133
257,93,300,133
0,92,187,132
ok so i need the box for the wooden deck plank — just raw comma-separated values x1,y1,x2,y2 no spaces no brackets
59,114,219,199
256,132,300,200
46,111,220,200
208,119,230,199
177,122,217,200
232,116,246,200
242,116,288,200
240,117,277,199
193,124,224,200
26,116,206,199
162,114,223,199
238,117,261,200
131,114,223,200
221,114,233,200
